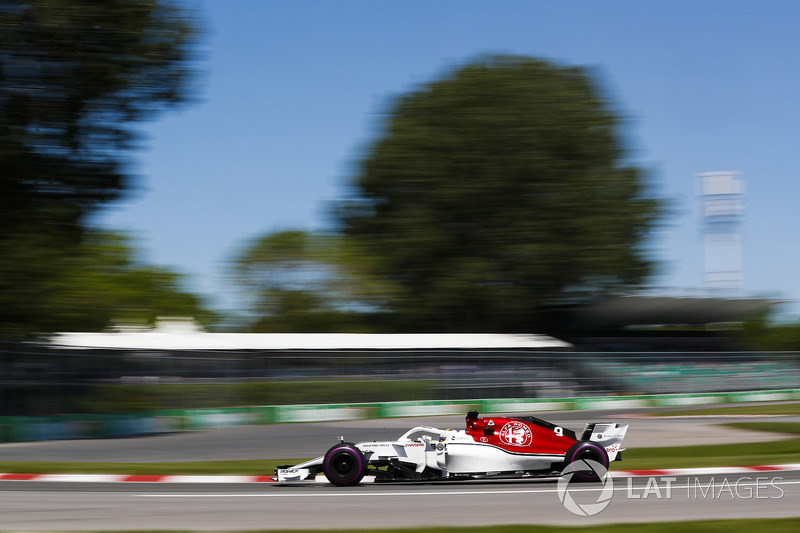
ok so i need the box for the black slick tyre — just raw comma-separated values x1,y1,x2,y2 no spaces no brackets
322,442,367,486
563,441,609,482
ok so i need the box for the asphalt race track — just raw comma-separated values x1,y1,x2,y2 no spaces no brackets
0,472,798,530
0,406,799,530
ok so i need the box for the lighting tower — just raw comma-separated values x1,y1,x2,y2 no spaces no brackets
697,171,745,293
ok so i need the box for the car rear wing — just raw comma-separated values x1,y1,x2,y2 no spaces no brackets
582,422,628,462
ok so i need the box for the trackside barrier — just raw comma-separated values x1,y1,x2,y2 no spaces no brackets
377,400,478,418
481,398,575,413
272,404,375,423
1,388,800,443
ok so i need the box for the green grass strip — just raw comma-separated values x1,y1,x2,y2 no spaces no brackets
618,422,800,470
654,402,800,416
726,422,800,436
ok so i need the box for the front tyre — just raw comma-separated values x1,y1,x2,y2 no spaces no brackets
564,441,609,482
323,443,367,486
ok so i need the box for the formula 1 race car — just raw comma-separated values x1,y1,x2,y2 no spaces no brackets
274,411,628,485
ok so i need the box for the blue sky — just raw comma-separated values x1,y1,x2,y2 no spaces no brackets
96,0,800,319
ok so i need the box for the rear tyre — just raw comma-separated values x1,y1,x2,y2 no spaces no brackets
564,441,609,482
323,443,367,486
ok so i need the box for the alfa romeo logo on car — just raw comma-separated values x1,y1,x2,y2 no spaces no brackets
498,421,533,446
557,459,614,516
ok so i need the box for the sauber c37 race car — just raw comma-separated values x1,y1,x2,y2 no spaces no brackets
275,411,628,486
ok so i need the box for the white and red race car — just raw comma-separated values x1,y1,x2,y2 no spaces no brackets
275,411,628,485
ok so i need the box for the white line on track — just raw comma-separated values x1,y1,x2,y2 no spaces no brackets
134,479,800,498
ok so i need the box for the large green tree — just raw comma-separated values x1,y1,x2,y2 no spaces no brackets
0,0,200,337
48,231,217,331
337,55,663,333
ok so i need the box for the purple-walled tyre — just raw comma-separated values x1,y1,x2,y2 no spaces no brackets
564,441,609,482
323,443,367,486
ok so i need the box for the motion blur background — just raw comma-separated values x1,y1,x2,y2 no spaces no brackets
2,1,800,422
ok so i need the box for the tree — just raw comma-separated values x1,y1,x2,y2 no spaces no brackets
337,55,663,334
230,230,393,332
44,231,217,332
0,0,201,337
736,310,800,351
